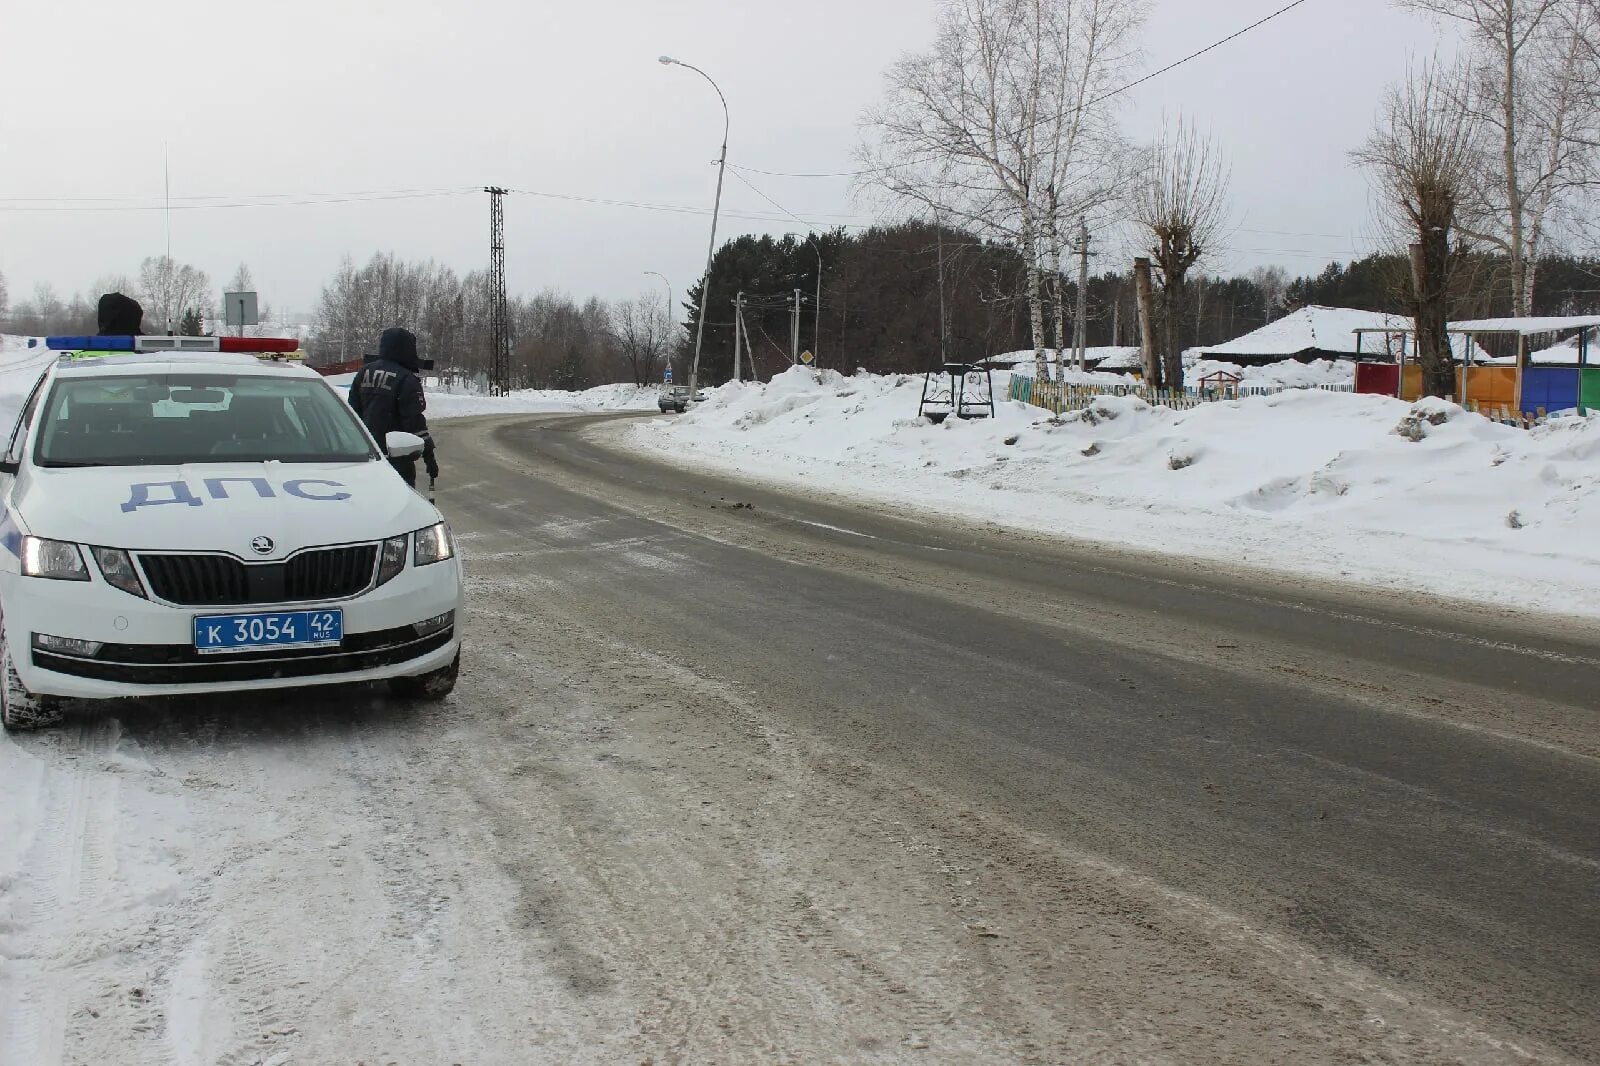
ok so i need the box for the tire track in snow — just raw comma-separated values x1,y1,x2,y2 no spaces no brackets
1,719,118,1066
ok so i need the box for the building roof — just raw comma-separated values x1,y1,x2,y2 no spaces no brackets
1449,315,1600,336
987,347,1142,370
1200,306,1411,360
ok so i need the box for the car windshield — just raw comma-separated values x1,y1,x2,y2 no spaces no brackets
33,373,379,468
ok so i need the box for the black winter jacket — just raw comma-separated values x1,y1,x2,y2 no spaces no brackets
349,328,437,478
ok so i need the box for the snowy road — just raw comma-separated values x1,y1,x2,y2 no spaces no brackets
2,412,1599,1065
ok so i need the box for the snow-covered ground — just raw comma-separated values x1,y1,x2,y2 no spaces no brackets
624,366,1600,619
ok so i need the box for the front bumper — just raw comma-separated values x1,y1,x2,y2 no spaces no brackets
2,554,463,700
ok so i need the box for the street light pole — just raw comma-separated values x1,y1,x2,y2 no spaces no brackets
644,270,672,381
660,55,728,401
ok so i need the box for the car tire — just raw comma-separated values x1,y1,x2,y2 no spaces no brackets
387,650,460,701
1,628,63,732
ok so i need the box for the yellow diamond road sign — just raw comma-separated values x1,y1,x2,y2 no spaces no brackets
800,350,814,366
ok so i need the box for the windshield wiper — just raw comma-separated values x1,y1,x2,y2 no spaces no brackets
40,460,114,468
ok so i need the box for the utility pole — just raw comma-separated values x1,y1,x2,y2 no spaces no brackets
790,289,802,365
809,240,822,368
732,292,744,382
485,186,510,396
1074,216,1090,374
1134,257,1159,388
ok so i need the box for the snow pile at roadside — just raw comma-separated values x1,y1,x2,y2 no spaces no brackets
0,337,54,424
628,366,1600,616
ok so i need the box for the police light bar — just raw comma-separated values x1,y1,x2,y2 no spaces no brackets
45,336,136,351
44,335,300,354
134,336,221,352
218,337,299,353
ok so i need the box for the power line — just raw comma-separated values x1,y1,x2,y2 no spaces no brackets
0,188,479,213
1236,226,1383,243
504,187,868,228
0,186,476,204
1083,0,1311,113
728,169,820,230
725,0,1314,181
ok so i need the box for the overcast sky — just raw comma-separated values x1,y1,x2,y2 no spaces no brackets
0,0,1459,321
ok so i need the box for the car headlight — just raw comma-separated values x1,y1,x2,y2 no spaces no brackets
376,535,408,587
90,547,147,599
414,523,453,567
21,536,89,581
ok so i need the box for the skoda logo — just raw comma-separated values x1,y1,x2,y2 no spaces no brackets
250,536,275,556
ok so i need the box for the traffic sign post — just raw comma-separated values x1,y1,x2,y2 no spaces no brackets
224,291,259,337
799,350,814,367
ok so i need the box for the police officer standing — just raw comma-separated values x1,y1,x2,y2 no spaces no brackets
349,327,439,490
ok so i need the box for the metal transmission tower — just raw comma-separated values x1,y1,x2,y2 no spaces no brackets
485,186,510,396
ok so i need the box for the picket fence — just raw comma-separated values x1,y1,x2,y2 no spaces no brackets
1006,376,1557,429
1007,376,1356,416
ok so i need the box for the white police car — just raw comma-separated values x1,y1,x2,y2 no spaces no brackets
0,335,463,730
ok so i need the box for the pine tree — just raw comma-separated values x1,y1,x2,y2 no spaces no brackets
179,307,205,336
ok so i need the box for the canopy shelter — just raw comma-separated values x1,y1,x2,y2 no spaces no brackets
1351,316,1600,416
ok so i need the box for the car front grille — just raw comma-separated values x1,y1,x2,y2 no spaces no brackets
138,545,378,606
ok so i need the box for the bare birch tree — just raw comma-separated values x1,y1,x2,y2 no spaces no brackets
1399,0,1600,313
611,294,672,386
861,0,1144,380
1132,117,1229,390
1354,59,1483,398
138,256,212,335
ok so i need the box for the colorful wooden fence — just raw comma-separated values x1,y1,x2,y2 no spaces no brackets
1355,361,1600,424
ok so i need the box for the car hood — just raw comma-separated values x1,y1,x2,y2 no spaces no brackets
12,460,440,557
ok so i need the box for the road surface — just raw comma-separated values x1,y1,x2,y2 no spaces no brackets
2,411,1596,1066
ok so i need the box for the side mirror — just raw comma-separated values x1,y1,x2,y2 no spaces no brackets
385,431,426,459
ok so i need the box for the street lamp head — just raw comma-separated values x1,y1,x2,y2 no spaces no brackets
658,55,677,66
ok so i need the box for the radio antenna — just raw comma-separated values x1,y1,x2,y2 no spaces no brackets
163,142,172,263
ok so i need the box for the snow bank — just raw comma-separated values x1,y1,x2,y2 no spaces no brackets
0,337,55,427
627,366,1600,617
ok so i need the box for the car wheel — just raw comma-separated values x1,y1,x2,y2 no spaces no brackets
387,650,460,701
1,629,63,732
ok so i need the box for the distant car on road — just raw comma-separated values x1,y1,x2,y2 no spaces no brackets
0,336,464,730
658,385,700,413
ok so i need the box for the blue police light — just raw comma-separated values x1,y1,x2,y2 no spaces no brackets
45,336,137,351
